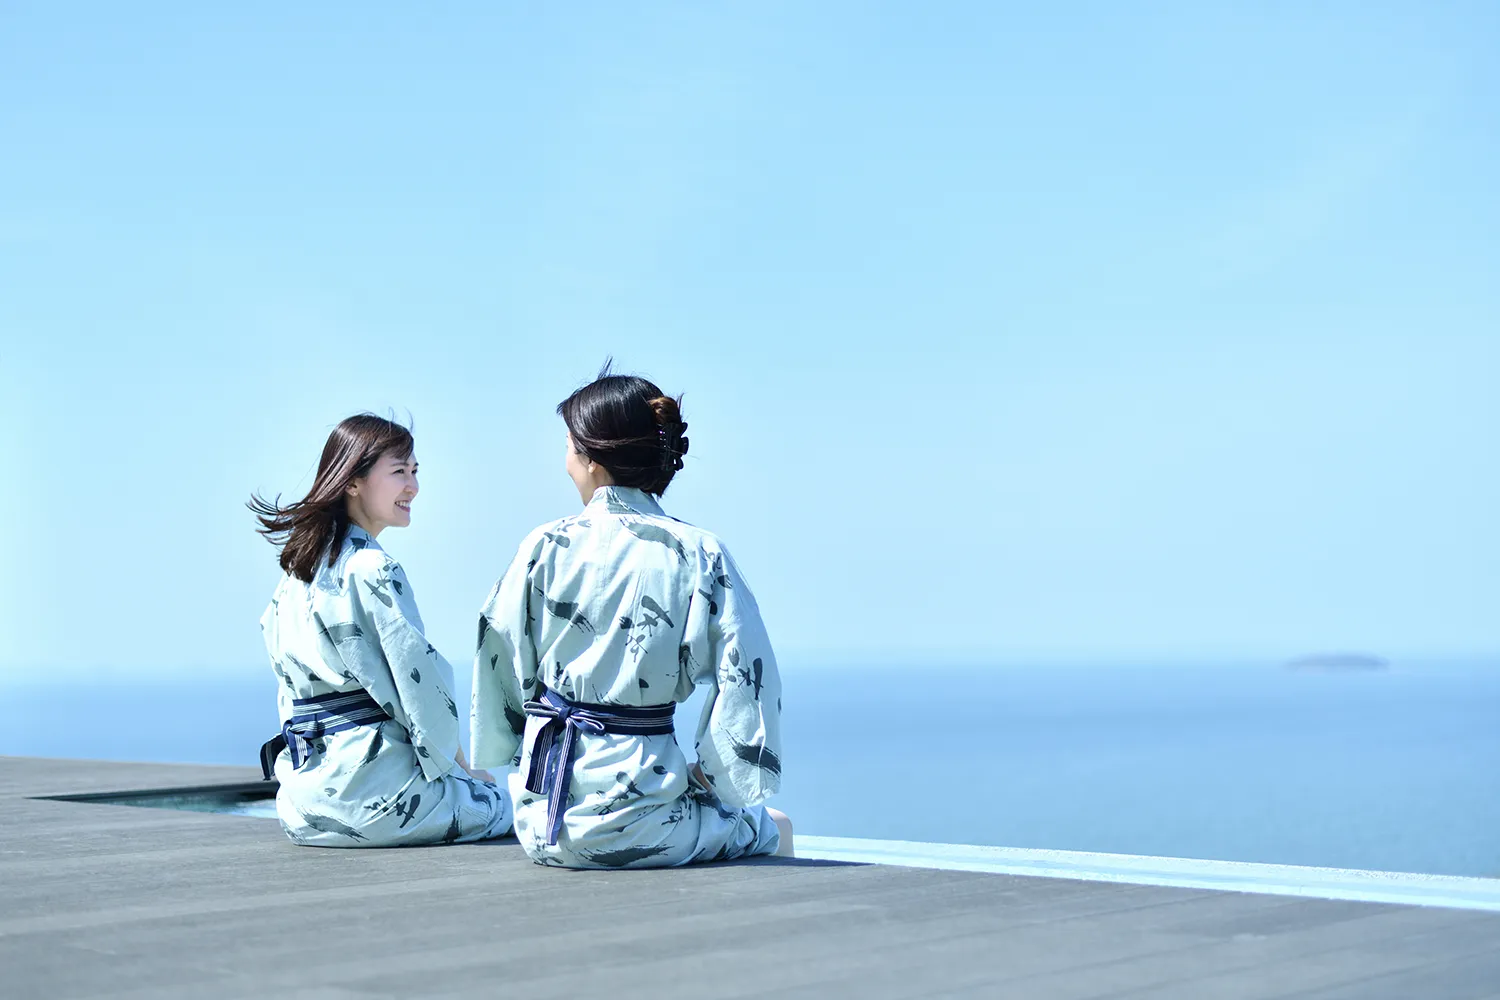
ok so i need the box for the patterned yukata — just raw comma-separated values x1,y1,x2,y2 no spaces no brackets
471,485,782,869
261,525,511,847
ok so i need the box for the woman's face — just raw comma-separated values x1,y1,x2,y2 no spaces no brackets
565,434,610,504
346,451,418,536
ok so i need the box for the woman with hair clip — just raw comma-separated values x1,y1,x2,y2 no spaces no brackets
471,367,792,868
249,414,510,847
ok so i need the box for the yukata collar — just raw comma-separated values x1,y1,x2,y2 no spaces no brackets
587,485,665,517
345,522,383,552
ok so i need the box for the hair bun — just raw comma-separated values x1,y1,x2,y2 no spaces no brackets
646,395,681,427
646,395,689,470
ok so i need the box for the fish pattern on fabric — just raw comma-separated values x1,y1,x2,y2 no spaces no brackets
261,524,511,847
471,486,782,869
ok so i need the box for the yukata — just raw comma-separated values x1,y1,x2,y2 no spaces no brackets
471,485,783,869
260,524,510,847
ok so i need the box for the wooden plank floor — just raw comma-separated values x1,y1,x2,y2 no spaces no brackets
2,756,1497,999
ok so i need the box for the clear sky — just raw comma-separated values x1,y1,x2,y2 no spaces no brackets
2,2,1496,681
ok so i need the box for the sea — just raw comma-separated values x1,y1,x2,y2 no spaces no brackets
4,661,1497,878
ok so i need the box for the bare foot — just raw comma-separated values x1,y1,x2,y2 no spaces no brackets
767,807,794,858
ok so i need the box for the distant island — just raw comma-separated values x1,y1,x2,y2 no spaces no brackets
1285,652,1390,672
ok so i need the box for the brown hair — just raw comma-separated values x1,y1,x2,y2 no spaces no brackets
558,362,689,496
248,414,414,582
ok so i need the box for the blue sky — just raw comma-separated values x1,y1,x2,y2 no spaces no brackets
2,2,1496,680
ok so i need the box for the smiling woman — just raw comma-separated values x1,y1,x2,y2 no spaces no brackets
248,414,417,582
244,413,511,848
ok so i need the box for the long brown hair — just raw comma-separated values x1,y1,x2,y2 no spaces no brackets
248,414,414,583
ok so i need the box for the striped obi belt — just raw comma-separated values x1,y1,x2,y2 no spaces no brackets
259,689,391,780
522,687,675,845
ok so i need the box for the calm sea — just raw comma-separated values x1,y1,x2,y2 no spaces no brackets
5,662,1497,878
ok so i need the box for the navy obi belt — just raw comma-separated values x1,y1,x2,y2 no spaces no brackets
523,687,675,845
259,690,390,780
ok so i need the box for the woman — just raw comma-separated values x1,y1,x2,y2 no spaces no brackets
249,414,510,847
471,370,792,868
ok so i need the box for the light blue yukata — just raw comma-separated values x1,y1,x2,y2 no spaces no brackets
260,524,511,847
470,485,782,869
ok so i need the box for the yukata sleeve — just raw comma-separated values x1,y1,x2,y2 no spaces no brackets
686,542,783,809
336,555,461,783
470,532,542,770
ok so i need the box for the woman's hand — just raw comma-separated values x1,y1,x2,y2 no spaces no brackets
455,745,495,784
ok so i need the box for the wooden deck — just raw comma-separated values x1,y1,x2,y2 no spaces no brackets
2,756,1497,999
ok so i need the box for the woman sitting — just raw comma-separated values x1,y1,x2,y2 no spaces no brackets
471,369,791,868
250,414,510,847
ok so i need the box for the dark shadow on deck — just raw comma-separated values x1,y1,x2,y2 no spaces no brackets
522,853,862,870
37,779,866,869
36,780,274,805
